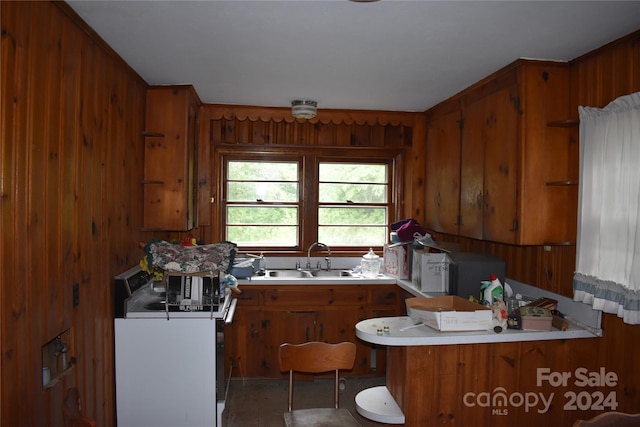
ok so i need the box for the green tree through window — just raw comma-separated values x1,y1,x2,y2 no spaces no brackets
223,155,393,251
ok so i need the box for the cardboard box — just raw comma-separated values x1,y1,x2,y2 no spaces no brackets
411,249,450,293
405,296,492,331
383,243,410,279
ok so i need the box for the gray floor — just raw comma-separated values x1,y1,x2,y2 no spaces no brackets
222,376,387,426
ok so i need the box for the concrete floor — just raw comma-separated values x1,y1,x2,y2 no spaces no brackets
222,376,387,426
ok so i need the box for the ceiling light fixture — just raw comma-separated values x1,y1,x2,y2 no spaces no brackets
291,100,317,119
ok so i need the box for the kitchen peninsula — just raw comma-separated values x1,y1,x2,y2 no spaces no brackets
355,279,608,427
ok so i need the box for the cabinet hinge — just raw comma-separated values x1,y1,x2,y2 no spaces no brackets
510,94,524,115
541,71,549,82
457,215,463,226
458,118,465,130
511,219,519,232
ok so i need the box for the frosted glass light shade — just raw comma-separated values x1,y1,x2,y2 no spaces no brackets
291,100,317,119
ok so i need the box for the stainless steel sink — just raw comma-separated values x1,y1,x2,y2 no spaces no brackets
310,269,354,277
263,269,353,278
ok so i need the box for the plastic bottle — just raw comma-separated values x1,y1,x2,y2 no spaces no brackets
483,274,503,305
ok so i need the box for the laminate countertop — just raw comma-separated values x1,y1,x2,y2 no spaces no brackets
355,315,597,347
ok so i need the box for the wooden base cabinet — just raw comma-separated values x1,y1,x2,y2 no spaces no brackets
225,284,402,378
143,85,201,231
425,60,573,245
385,336,638,427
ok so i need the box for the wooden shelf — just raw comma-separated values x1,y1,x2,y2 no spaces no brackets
43,366,74,390
547,118,579,127
42,329,74,390
546,180,578,186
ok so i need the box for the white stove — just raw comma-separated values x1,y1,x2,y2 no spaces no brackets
113,265,236,427
114,265,232,319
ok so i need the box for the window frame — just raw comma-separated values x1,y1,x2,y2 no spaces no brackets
218,146,404,255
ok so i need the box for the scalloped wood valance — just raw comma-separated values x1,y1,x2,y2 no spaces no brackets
203,104,422,127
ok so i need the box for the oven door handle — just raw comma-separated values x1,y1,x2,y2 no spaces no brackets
225,298,237,324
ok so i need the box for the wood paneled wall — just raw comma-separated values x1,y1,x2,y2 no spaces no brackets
1,2,147,426
2,2,639,426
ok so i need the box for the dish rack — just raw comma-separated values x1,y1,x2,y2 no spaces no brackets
162,270,224,319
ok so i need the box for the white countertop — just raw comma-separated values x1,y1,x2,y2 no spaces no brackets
237,274,397,285
234,257,603,343
356,315,598,346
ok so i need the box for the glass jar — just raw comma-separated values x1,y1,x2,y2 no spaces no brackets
361,248,381,278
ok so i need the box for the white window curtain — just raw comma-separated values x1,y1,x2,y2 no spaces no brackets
573,91,640,325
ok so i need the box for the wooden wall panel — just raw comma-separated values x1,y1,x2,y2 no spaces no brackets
1,2,147,426
570,30,640,109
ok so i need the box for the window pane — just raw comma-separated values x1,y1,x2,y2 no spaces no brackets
227,206,298,225
319,183,387,203
318,207,387,225
228,161,298,181
319,226,387,246
227,225,298,247
319,163,387,183
228,182,298,202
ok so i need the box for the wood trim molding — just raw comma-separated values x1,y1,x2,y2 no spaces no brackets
204,104,423,126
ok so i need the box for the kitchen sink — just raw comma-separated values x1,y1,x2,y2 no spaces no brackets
263,269,354,278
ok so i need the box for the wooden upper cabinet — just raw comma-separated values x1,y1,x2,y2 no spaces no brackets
459,95,488,239
471,85,520,243
143,86,201,231
426,60,572,245
425,103,461,235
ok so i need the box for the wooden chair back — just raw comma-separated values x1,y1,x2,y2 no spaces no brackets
63,388,97,427
279,341,356,411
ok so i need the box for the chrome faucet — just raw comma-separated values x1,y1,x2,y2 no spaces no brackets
306,242,332,270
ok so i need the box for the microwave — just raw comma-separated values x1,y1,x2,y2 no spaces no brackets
448,252,506,301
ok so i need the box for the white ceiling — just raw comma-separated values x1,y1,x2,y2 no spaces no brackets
67,0,640,112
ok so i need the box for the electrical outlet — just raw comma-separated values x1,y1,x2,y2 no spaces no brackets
543,245,551,252
73,283,80,307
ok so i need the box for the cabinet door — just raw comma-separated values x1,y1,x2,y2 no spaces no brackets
425,108,462,234
262,310,316,377
316,307,371,375
226,307,264,377
482,86,519,243
460,86,519,242
143,86,199,231
459,97,486,239
225,288,264,377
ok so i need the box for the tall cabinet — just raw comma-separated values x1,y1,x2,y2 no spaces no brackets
143,85,201,231
425,59,575,245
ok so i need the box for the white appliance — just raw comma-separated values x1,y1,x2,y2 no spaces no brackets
113,266,236,427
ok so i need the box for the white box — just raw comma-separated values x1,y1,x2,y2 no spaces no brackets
411,250,450,293
383,243,409,279
405,296,492,331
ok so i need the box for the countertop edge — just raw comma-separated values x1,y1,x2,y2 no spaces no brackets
236,276,398,285
355,316,600,346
